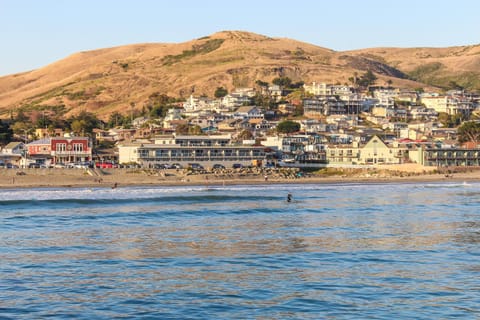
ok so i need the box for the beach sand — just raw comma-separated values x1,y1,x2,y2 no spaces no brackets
1,165,480,189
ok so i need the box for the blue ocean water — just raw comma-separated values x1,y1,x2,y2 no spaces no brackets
0,182,479,319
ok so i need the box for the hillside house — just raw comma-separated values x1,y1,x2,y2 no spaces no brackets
183,95,216,112
421,96,474,116
217,119,244,132
234,106,264,120
35,128,65,138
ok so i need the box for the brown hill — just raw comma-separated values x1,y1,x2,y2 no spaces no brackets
0,30,478,119
346,45,480,89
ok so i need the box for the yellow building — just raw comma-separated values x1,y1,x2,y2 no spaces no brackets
359,136,404,164
326,136,407,165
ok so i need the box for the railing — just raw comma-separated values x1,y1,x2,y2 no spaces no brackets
51,151,91,156
138,155,265,162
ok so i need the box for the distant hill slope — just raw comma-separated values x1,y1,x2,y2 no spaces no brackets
346,45,480,90
0,30,478,119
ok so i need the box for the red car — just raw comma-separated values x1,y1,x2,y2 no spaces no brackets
95,161,115,168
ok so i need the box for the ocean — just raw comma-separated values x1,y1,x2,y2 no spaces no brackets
0,182,479,319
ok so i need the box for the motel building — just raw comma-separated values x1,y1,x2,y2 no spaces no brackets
118,134,266,168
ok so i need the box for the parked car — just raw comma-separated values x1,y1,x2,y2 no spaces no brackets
232,163,243,169
264,162,275,168
171,163,183,169
212,163,225,169
28,163,41,168
6,163,19,169
188,163,204,170
74,162,90,169
95,161,116,168
154,163,172,169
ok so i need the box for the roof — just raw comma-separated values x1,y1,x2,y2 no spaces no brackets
4,142,23,149
248,118,264,124
27,138,51,145
236,106,258,113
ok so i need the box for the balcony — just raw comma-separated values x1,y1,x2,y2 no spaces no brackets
51,150,91,156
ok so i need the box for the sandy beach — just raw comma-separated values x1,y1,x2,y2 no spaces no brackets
1,165,480,189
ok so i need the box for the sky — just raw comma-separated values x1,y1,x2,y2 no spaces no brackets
1,0,479,76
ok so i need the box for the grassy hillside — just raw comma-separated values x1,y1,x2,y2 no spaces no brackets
0,31,477,119
346,45,480,90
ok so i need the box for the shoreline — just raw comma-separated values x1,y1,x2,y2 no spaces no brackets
1,167,479,190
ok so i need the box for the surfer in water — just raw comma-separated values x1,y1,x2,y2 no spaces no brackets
287,193,292,202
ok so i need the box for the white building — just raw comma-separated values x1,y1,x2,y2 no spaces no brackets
420,96,474,116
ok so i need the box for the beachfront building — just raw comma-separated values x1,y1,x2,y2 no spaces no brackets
263,135,327,167
118,134,266,168
413,147,480,167
326,136,408,166
26,137,92,166
0,142,25,167
326,142,361,166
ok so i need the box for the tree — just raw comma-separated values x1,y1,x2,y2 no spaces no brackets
0,119,13,144
14,109,30,123
252,93,275,110
188,125,203,135
357,70,377,88
438,112,451,127
438,112,464,128
71,119,87,136
107,111,124,128
10,121,33,142
148,92,177,105
290,81,304,89
293,105,304,117
255,80,269,88
11,121,30,136
348,72,359,87
175,124,203,135
67,110,101,135
214,86,228,98
35,112,51,129
448,81,463,91
175,124,189,135
272,76,292,88
457,121,480,146
237,130,254,141
276,120,300,134
146,92,179,120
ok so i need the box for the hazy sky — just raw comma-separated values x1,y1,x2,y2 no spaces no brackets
1,0,479,76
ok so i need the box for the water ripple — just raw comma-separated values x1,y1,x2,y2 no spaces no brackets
1,182,479,319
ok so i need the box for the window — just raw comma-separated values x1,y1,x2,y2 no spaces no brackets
73,143,83,152
56,143,66,152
